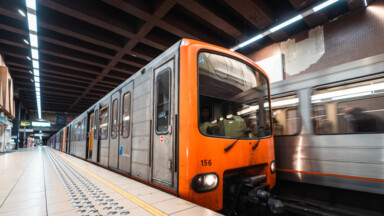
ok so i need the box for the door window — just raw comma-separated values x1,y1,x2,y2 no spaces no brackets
99,106,109,140
156,69,171,134
122,92,131,138
111,99,118,139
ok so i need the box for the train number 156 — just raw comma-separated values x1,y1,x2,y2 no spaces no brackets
201,159,212,166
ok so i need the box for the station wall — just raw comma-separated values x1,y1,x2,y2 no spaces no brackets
248,0,384,79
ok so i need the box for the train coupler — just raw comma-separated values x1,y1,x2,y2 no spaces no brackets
247,185,284,214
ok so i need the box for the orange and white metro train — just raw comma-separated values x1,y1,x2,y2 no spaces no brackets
48,39,282,214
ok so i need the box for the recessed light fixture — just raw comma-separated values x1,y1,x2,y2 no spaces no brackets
32,60,39,69
29,70,33,74
31,79,34,82
23,39,29,45
26,56,31,61
33,69,39,76
29,33,38,48
18,9,26,17
26,0,36,10
31,48,39,59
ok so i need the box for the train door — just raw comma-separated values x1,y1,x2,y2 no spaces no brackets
109,92,120,169
93,107,100,163
119,82,133,173
87,112,95,160
152,59,175,187
99,101,110,166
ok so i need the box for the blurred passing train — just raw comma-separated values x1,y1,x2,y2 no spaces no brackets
270,54,384,196
48,39,282,214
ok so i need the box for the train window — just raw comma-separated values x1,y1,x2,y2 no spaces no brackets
122,92,131,138
99,106,109,140
311,77,384,134
111,99,118,139
156,69,171,134
198,52,271,139
271,94,300,136
77,121,82,141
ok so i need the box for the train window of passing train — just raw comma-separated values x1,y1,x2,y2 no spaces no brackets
77,121,82,141
111,99,118,139
198,52,271,139
271,94,300,136
311,76,384,134
156,69,171,134
122,92,131,138
99,106,109,140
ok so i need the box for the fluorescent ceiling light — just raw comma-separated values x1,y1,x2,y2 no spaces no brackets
33,69,39,76
270,15,303,32
35,87,40,92
34,76,40,82
30,79,34,82
31,48,39,59
237,105,259,115
271,98,299,107
26,0,36,10
35,82,40,87
26,56,31,61
32,121,50,127
311,83,384,101
29,70,33,74
18,9,26,17
29,33,38,47
27,13,37,32
332,92,372,101
313,0,339,12
23,39,29,45
239,34,264,48
32,60,39,69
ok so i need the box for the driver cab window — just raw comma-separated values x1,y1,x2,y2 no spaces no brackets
198,52,271,139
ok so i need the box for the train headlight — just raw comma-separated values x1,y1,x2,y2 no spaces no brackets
192,172,219,193
271,161,276,173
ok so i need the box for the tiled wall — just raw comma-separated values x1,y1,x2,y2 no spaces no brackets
247,1,384,78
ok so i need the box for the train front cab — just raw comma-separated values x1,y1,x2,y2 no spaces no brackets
178,40,280,214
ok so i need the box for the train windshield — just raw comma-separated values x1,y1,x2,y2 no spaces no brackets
198,52,271,139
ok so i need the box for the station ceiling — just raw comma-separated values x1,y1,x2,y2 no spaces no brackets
0,0,367,114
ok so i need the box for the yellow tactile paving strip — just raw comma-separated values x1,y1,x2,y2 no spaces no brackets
58,151,168,216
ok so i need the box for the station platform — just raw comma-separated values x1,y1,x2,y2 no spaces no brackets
0,147,222,216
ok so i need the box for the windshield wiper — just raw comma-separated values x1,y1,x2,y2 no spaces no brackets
224,136,241,152
252,138,261,150
252,126,266,150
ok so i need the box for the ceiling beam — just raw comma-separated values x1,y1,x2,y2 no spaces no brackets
176,0,247,41
39,0,167,53
68,0,175,111
102,0,198,40
0,7,148,67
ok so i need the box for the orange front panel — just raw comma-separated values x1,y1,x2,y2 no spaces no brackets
178,39,276,211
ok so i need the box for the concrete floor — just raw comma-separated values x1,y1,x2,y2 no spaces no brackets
0,147,221,216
